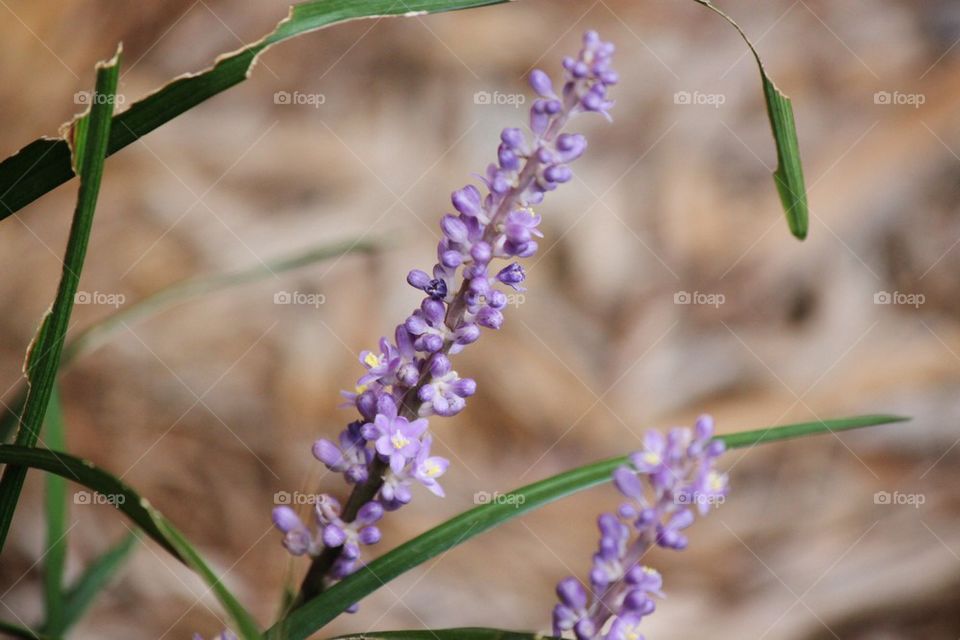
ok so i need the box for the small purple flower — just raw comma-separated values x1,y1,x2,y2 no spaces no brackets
629,430,666,474
605,614,645,640
272,506,316,556
412,435,450,497
364,411,429,474
551,415,728,639
358,337,403,386
313,422,372,484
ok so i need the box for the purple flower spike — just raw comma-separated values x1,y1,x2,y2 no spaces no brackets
274,31,618,606
551,415,728,639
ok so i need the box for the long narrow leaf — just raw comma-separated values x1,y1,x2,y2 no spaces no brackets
270,414,906,639
694,0,809,240
331,630,559,640
0,416,903,639
46,532,137,636
0,619,45,640
0,446,261,639
0,236,381,442
0,0,506,219
154,520,262,640
42,388,68,632
0,47,121,554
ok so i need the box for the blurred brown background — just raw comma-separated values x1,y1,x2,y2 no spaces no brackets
1,0,958,638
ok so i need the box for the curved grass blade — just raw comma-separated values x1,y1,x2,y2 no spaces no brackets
0,446,262,640
44,532,137,636
0,47,121,555
694,0,809,240
331,629,559,640
42,388,68,633
0,0,506,219
0,236,381,442
0,416,903,638
153,520,263,640
270,414,906,639
0,619,46,640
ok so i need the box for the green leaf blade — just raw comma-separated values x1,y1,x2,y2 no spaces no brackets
0,415,904,640
716,414,908,449
0,619,46,640
0,0,506,219
271,414,906,639
42,389,68,633
50,533,138,636
0,446,261,640
0,46,121,554
695,0,809,240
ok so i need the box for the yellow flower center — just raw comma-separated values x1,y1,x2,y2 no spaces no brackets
390,433,410,450
364,353,380,367
423,461,441,478
641,451,661,466
622,622,642,640
355,383,368,395
708,471,724,492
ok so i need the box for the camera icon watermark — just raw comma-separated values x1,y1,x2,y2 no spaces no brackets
473,91,526,108
74,290,126,308
675,492,725,507
673,90,726,109
273,490,323,505
674,290,725,308
74,490,126,507
873,290,924,308
873,491,925,508
477,293,526,308
274,290,326,308
74,91,126,106
473,490,526,508
873,91,925,109
274,90,326,108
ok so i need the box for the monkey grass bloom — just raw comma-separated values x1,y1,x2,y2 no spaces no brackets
360,397,429,473
552,416,728,639
273,30,618,601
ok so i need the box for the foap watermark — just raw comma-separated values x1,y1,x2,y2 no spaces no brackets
873,90,925,109
74,91,126,106
474,90,526,108
274,490,324,505
473,490,526,507
74,290,125,308
673,90,725,109
274,90,326,108
874,290,924,308
675,492,725,508
274,290,326,308
74,490,126,507
674,290,725,308
874,491,925,508
478,292,526,308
